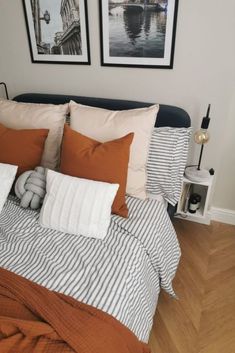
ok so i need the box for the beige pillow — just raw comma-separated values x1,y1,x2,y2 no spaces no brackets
0,99,68,170
69,101,159,199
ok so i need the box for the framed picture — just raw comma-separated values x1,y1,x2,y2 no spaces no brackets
99,0,178,69
22,0,90,65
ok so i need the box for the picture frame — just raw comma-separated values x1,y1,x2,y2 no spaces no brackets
22,0,90,65
99,0,178,69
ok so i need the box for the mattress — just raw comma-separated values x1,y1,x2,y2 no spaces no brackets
0,195,180,342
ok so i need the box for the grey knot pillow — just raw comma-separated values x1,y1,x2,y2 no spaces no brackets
15,167,46,210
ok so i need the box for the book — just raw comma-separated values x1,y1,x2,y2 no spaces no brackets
178,183,191,213
183,183,192,213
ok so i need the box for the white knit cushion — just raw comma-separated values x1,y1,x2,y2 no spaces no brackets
0,99,68,170
69,101,159,199
40,170,119,239
0,163,18,214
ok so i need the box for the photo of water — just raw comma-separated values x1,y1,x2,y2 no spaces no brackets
109,1,168,58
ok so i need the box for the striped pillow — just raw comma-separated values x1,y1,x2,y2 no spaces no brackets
146,127,192,205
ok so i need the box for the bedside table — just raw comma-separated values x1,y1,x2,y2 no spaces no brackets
175,175,214,225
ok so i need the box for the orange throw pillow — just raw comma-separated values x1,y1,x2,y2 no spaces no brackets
60,125,134,218
0,123,49,176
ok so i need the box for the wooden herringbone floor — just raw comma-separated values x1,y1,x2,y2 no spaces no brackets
149,220,235,353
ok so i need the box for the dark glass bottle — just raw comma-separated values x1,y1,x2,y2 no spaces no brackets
188,195,198,213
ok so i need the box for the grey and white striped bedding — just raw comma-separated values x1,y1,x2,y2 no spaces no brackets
0,195,180,342
147,127,192,205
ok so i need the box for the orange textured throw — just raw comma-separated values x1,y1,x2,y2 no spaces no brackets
0,123,48,176
60,125,134,218
0,268,150,353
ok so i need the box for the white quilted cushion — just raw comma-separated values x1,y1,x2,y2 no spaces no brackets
0,163,18,214
40,170,119,239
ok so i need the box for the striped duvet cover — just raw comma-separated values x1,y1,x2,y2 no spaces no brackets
0,195,180,343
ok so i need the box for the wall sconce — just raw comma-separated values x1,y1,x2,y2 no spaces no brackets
0,82,9,100
40,10,50,25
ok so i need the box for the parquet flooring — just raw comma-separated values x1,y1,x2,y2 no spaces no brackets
149,220,235,353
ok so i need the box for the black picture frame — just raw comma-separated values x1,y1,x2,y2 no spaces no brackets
22,0,90,65
99,0,178,69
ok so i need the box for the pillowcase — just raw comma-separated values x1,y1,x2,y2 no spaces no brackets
69,101,159,199
0,163,18,214
40,170,119,239
60,125,133,218
146,127,192,205
0,99,68,170
0,123,49,176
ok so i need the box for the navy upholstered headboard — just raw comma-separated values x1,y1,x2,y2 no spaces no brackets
13,93,190,129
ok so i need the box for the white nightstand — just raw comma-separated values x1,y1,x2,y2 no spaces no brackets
175,175,214,225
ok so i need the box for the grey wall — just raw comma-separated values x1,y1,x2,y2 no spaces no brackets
213,92,235,210
0,0,235,211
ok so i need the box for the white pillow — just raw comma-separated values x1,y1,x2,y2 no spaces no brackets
0,163,18,214
40,170,119,239
0,99,68,170
69,101,159,200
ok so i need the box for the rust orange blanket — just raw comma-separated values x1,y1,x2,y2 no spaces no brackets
0,268,150,353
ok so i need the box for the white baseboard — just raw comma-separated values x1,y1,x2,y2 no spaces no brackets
210,207,235,225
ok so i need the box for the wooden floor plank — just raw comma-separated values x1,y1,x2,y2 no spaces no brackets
149,220,235,353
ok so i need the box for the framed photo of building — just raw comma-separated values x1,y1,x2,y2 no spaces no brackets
99,0,178,69
23,0,90,64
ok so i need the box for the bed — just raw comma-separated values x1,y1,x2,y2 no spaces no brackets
0,93,190,352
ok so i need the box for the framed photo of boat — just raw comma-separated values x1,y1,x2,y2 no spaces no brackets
99,0,178,69
22,0,90,65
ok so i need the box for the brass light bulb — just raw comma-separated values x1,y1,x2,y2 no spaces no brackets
194,129,210,145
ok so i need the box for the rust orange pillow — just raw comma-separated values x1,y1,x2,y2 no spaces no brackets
0,123,49,176
60,125,134,218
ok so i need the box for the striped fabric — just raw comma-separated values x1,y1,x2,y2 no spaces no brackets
0,195,180,343
147,127,192,205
